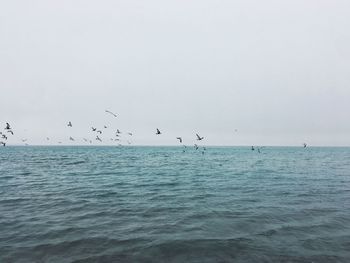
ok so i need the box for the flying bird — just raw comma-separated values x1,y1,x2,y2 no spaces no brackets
0,141,6,146
104,125,108,129
5,123,11,130
7,130,14,135
67,121,72,127
105,110,117,118
194,144,199,150
92,127,97,132
116,129,121,134
21,139,27,142
251,146,255,151
128,132,133,136
176,137,182,143
96,136,102,142
83,138,88,142
196,134,204,141
156,128,161,135
46,137,50,140
69,137,75,141
97,130,102,134
303,143,307,148
2,135,7,140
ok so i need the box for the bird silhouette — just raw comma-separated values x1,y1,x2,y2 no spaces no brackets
105,110,117,118
69,137,74,141
7,130,14,135
0,141,6,146
96,136,102,142
67,121,72,127
176,137,182,143
196,134,204,141
156,128,161,135
5,123,11,130
303,143,307,148
92,127,97,132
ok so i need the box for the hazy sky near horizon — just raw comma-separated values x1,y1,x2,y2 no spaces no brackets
1,0,350,146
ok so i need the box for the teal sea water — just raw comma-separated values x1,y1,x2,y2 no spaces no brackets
0,146,350,262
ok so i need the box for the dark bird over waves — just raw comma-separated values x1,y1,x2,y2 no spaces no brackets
156,128,161,135
67,121,72,127
196,133,204,141
176,137,182,143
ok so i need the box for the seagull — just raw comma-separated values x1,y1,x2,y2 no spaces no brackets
69,136,75,141
92,127,97,132
156,128,161,135
5,123,11,130
2,135,7,140
303,143,307,148
116,129,121,134
196,133,204,141
7,130,14,135
96,136,102,142
194,144,199,150
0,141,5,146
104,125,108,129
97,130,102,134
128,132,133,136
176,137,182,143
67,121,72,127
105,110,117,118
251,146,255,151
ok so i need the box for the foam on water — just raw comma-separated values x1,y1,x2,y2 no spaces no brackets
0,146,350,262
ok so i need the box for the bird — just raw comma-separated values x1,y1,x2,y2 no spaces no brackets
2,135,7,140
97,130,102,134
251,146,255,151
104,125,108,129
69,137,75,141
105,110,117,118
96,136,102,142
156,128,161,135
21,139,27,142
176,137,182,143
196,133,204,141
116,129,121,134
7,130,14,135
67,121,72,127
5,123,11,130
303,143,307,148
46,137,50,140
83,138,88,142
0,141,5,146
257,148,261,153
194,144,199,150
128,132,133,136
92,127,97,132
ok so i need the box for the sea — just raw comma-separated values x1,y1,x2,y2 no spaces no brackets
0,146,350,262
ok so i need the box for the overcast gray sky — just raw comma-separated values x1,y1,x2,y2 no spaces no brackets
1,0,349,146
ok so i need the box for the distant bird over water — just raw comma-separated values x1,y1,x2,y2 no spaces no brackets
176,137,182,143
105,110,117,118
96,136,102,142
5,123,11,130
303,143,307,148
67,121,72,127
156,128,161,135
69,137,74,141
0,141,6,146
196,133,204,141
251,146,255,151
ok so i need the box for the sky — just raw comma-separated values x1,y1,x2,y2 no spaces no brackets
0,0,349,146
